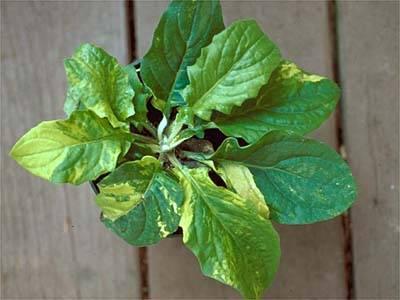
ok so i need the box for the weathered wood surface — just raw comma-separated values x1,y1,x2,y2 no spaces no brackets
135,1,347,298
337,1,399,299
1,1,140,298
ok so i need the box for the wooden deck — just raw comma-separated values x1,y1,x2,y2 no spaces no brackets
1,1,398,299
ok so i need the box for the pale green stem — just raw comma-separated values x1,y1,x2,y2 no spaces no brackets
167,153,184,172
131,133,157,145
143,122,157,138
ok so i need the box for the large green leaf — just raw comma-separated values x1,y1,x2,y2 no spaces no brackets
176,167,280,299
10,111,132,185
214,60,340,142
141,0,224,107
99,156,183,246
182,19,281,120
124,64,151,129
212,131,357,224
64,43,134,128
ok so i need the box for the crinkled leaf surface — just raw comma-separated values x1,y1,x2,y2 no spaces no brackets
141,0,224,107
176,167,280,299
214,60,340,142
218,163,269,219
124,64,150,129
212,131,357,224
100,156,183,246
182,19,281,120
64,43,134,128
10,111,132,185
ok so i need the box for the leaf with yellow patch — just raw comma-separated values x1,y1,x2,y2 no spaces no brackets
10,111,132,185
175,167,280,299
98,156,184,246
218,162,269,219
212,131,357,224
213,60,340,142
64,43,134,129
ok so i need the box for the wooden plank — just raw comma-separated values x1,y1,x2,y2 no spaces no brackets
135,1,348,298
1,1,141,298
337,2,399,298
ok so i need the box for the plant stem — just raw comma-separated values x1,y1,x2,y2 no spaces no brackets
131,133,157,145
143,122,157,138
167,153,184,172
180,150,207,162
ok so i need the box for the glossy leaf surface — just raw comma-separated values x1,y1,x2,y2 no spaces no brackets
182,19,281,120
214,60,340,142
100,156,183,246
212,131,357,224
64,43,134,128
177,167,280,299
141,0,224,107
10,111,132,184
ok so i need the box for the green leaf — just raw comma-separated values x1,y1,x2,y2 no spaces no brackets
213,60,340,142
163,107,205,151
124,142,157,161
151,97,167,112
218,163,269,219
212,131,357,224
141,0,224,108
176,167,280,299
124,64,151,129
64,43,135,128
164,107,195,143
10,111,132,185
99,156,183,246
182,19,281,120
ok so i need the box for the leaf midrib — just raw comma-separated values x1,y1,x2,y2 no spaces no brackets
13,134,126,157
191,26,272,108
217,92,336,123
166,2,198,102
185,172,249,263
216,156,334,180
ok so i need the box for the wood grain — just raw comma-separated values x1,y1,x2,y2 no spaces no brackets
134,1,347,298
1,1,140,298
337,2,399,298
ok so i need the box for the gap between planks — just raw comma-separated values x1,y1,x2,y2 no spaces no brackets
125,0,150,299
328,1,355,299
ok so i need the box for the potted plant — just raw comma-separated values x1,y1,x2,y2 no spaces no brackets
10,0,357,298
